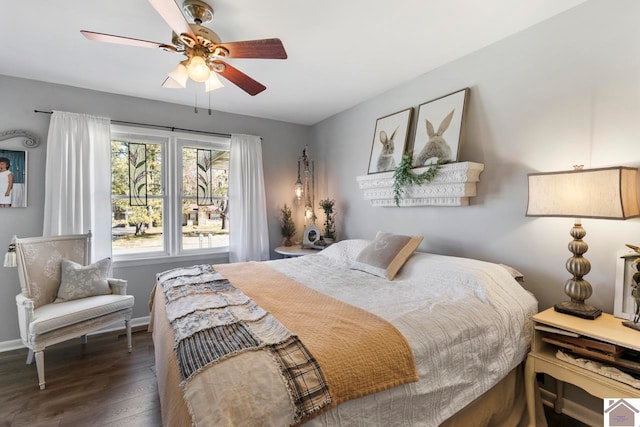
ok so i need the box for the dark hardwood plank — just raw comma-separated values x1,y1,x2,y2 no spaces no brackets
0,328,161,427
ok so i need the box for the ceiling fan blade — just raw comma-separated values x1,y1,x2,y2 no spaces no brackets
213,60,266,96
148,0,195,38
81,30,165,49
218,38,288,59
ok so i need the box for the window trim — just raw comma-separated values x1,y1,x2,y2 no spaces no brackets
110,124,230,262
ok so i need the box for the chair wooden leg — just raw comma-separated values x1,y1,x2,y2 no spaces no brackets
80,335,88,344
126,319,132,352
35,350,45,390
26,349,34,365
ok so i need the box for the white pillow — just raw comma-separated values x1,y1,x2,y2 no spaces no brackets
56,257,112,302
316,239,371,266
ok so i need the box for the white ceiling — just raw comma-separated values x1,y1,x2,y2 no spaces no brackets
0,0,586,126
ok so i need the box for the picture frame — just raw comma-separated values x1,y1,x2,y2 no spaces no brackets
614,249,640,320
0,148,27,208
410,88,470,166
367,107,413,174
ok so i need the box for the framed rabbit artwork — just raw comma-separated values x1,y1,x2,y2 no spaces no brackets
367,107,413,174
411,88,470,166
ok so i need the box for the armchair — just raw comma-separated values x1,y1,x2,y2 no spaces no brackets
14,232,134,390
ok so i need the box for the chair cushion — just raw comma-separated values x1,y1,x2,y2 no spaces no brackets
29,294,134,336
56,257,112,302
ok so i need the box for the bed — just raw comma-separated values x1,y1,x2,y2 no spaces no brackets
149,238,544,426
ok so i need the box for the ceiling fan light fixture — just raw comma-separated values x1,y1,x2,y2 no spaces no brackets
162,76,184,88
166,62,189,88
205,71,224,92
81,0,287,97
186,55,210,82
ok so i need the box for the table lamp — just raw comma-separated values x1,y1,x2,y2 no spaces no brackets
527,166,640,319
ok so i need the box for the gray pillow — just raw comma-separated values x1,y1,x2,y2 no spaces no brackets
56,257,112,302
351,231,423,280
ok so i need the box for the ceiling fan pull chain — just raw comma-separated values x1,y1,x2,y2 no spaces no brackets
208,89,212,115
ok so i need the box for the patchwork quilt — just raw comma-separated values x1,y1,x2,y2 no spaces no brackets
155,262,418,426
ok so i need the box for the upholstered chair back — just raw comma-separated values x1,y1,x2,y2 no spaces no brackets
16,234,90,309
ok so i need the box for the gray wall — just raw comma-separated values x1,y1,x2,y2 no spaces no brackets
1,0,638,352
311,0,640,314
0,75,309,343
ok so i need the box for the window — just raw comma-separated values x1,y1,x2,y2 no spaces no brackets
110,126,230,259
180,146,230,251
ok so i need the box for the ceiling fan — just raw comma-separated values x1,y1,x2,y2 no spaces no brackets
81,0,287,96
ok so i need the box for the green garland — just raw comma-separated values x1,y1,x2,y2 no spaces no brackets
392,153,444,206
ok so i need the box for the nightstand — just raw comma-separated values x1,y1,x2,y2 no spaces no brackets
274,244,320,258
525,308,640,426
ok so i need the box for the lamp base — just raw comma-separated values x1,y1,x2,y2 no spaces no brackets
554,301,602,320
622,321,640,331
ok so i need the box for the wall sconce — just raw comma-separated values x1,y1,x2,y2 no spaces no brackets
295,147,322,249
526,165,640,319
295,147,316,223
294,160,304,203
4,235,16,267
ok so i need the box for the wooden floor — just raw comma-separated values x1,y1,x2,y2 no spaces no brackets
0,328,161,427
0,329,587,427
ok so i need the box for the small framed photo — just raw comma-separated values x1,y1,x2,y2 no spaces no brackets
302,224,321,249
411,88,470,166
0,149,27,208
367,108,413,174
614,249,640,320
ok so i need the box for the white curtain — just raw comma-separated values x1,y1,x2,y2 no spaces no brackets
43,111,112,261
228,134,270,262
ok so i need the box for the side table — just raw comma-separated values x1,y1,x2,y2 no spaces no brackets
525,308,640,426
274,244,320,258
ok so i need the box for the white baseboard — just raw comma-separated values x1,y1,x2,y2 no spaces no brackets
0,338,24,353
0,316,150,353
540,387,603,426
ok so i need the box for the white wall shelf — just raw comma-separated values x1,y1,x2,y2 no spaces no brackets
356,162,484,207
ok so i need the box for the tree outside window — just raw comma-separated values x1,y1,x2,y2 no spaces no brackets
110,129,230,257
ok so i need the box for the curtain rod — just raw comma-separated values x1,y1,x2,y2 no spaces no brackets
33,110,232,139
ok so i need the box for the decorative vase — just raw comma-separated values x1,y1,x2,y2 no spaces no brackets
284,237,293,247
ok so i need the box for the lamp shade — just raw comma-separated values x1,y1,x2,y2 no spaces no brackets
161,76,185,89
527,166,640,219
204,71,224,92
164,63,189,88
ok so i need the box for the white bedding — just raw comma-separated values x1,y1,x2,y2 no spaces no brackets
266,240,538,426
